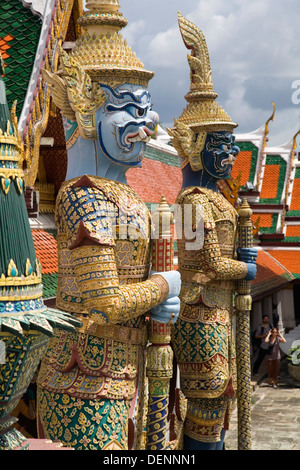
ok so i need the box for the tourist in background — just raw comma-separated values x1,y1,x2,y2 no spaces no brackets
265,328,286,388
252,315,273,375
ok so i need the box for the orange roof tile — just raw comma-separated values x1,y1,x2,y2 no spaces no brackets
252,213,273,228
231,150,252,186
127,158,182,206
0,34,13,62
267,250,300,275
260,165,280,199
31,229,58,275
251,249,294,298
290,177,300,211
286,225,300,237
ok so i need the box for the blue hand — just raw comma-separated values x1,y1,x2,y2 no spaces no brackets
150,270,181,298
237,247,257,264
150,296,180,324
150,270,181,324
245,263,257,281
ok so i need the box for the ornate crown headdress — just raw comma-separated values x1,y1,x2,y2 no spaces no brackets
42,0,154,138
167,12,238,171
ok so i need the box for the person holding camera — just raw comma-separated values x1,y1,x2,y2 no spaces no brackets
265,328,286,388
252,315,273,375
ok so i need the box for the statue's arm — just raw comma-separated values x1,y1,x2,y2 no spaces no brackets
178,193,248,281
71,240,169,325
58,182,169,325
198,220,248,280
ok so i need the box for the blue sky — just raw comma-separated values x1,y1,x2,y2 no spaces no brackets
87,1,300,149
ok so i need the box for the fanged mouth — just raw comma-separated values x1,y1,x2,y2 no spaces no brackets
221,154,237,167
125,126,154,145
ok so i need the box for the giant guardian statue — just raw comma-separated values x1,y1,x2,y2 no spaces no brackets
168,13,257,450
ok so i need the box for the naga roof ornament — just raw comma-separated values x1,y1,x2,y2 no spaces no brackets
42,0,154,138
168,13,238,171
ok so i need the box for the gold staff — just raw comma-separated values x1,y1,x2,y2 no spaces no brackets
235,198,254,450
146,196,174,450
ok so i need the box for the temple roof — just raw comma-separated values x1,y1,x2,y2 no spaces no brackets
31,229,58,299
251,249,294,300
0,1,42,118
127,139,182,208
266,249,300,280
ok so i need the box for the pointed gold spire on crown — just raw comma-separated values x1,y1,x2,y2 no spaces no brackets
176,12,237,132
70,0,154,86
42,0,154,139
168,13,238,171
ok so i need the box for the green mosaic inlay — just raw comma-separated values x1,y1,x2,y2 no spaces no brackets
0,1,42,117
237,141,259,188
259,155,287,204
286,168,300,216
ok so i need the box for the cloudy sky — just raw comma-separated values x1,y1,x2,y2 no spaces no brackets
113,0,300,150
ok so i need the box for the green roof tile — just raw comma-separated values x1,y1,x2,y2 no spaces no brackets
145,145,180,167
259,213,279,233
0,0,42,117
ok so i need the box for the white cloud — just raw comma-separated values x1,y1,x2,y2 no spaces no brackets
122,19,146,47
147,27,185,68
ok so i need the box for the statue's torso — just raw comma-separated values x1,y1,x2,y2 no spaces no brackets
176,185,238,310
172,186,238,400
39,176,152,402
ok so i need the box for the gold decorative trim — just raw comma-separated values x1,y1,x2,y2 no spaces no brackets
24,0,77,186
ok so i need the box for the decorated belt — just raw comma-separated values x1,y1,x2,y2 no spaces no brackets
77,317,147,345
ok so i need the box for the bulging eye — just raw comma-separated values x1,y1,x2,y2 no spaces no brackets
126,105,147,118
222,144,232,152
137,108,146,117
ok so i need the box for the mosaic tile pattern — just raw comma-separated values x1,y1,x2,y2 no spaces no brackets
0,1,42,117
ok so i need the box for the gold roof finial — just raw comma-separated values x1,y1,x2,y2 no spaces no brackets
292,128,300,150
264,101,276,137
